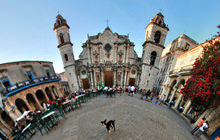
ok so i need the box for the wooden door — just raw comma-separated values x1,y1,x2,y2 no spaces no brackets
82,79,90,89
104,72,113,86
129,78,135,86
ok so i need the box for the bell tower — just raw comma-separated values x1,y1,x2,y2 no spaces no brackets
139,13,169,91
53,14,79,92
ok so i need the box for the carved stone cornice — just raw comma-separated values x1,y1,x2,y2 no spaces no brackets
57,42,73,48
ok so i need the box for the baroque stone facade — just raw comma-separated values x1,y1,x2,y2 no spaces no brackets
54,13,169,92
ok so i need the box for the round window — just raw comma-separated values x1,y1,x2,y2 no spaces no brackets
131,69,136,74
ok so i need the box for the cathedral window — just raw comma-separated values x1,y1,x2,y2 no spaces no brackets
104,44,112,53
131,69,136,74
60,33,64,44
81,70,86,75
64,54,68,61
158,20,162,25
149,51,157,65
154,31,161,43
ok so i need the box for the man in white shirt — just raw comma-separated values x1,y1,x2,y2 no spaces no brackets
130,86,135,96
195,121,209,138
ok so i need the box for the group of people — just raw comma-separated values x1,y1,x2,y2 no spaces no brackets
191,117,209,139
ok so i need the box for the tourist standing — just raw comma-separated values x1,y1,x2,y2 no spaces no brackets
131,86,135,96
159,95,166,105
191,117,206,135
194,121,209,138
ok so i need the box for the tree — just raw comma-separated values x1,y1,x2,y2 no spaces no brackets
180,25,220,112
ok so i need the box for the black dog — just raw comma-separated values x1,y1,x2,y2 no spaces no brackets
101,120,116,134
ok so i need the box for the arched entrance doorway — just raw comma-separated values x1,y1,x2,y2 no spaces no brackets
52,86,59,98
166,80,177,102
1,111,14,129
36,90,47,106
104,72,113,86
45,87,53,101
15,98,29,113
26,94,39,111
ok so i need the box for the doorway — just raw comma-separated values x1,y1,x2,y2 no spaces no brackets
104,72,113,86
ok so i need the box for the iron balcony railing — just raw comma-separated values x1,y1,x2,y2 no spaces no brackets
0,75,61,97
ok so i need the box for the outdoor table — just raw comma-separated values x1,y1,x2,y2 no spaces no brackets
21,123,32,139
41,111,55,120
62,101,71,112
76,94,85,103
41,111,57,128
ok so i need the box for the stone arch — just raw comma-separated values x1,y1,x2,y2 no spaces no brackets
154,31,161,43
64,54,68,61
26,93,39,110
59,33,64,44
51,86,59,98
36,90,47,106
166,79,177,102
149,51,157,65
15,98,29,113
1,111,14,129
45,87,54,101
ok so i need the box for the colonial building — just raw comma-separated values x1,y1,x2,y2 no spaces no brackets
158,36,220,138
154,34,198,97
0,61,63,138
53,13,169,92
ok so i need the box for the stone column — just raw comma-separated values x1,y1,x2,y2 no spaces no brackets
123,68,127,86
114,44,118,63
33,94,43,110
23,98,33,111
49,88,56,99
98,46,101,63
123,45,126,63
89,70,94,88
126,46,129,63
169,87,178,103
113,68,117,87
93,70,97,88
42,91,50,102
183,100,191,114
91,47,94,64
174,94,183,109
87,44,91,64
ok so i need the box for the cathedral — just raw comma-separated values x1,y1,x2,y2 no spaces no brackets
53,13,169,92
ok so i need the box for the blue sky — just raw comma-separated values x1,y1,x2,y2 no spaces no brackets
0,0,219,73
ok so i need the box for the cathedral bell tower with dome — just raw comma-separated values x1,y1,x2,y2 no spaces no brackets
53,14,79,92
139,12,169,91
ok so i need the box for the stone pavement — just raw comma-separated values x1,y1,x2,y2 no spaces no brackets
31,94,199,140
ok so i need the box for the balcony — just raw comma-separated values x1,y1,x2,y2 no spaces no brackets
1,76,61,97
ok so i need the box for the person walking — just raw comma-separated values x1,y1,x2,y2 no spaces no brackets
159,95,166,105
191,117,206,135
194,121,209,138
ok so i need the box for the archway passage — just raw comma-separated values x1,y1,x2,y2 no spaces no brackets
104,72,113,86
45,87,54,101
166,80,177,102
129,78,135,86
36,90,47,106
15,98,29,113
82,79,90,89
26,94,40,110
1,111,14,129
52,86,59,99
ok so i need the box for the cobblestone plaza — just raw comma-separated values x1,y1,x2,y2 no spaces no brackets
31,94,195,140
